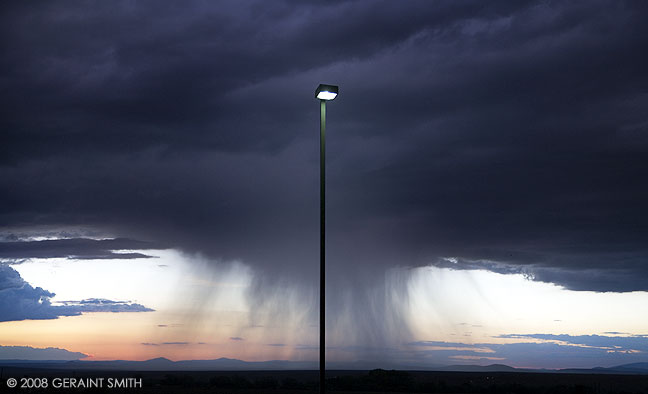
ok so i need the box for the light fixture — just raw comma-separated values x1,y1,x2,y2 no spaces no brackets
315,82,338,394
315,84,339,101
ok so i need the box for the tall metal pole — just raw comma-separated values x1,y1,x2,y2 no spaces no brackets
319,98,326,394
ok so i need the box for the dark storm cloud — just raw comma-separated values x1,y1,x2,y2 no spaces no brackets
0,264,152,322
1,0,502,159
1,0,648,303
0,238,161,261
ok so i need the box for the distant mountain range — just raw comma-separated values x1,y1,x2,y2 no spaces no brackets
0,358,647,374
561,362,648,375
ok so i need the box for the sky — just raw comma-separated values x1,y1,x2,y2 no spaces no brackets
1,0,648,369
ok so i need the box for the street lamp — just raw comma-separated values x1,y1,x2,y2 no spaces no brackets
315,83,338,394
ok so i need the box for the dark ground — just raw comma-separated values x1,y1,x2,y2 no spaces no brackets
1,367,647,394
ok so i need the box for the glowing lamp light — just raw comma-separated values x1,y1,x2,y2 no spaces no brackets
315,84,338,100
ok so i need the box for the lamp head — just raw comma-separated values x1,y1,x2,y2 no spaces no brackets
315,84,338,100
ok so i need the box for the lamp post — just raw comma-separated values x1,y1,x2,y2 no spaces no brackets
315,83,338,394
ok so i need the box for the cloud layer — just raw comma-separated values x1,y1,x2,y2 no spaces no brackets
0,238,161,261
0,345,87,361
410,333,648,369
0,264,152,322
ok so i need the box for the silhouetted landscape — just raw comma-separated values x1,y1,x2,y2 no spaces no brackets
3,358,648,374
2,359,647,393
